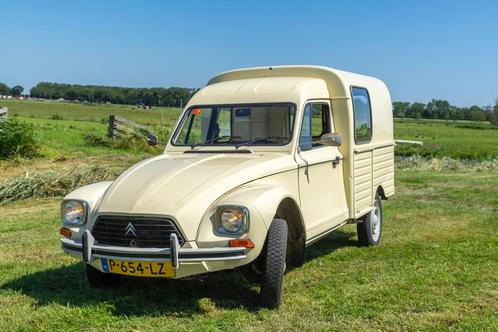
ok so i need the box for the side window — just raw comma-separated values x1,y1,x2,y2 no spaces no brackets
352,87,372,143
312,104,331,138
299,104,312,151
299,103,331,151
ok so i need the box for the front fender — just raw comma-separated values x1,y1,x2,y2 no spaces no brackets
196,171,299,268
62,181,113,237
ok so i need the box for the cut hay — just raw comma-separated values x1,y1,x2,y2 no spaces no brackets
0,165,116,204
396,155,498,171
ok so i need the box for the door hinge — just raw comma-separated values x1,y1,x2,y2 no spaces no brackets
332,156,340,168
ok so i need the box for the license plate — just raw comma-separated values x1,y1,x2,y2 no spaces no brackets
101,258,175,278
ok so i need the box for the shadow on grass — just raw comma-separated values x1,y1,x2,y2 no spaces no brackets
1,230,357,317
304,229,357,263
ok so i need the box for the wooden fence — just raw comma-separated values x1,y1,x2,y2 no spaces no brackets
395,139,423,146
108,115,148,138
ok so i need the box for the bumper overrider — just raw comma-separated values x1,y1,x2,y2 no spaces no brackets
61,230,247,269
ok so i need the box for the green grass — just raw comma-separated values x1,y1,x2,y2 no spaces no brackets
2,99,181,126
395,118,498,160
0,169,496,331
16,116,139,159
0,100,179,161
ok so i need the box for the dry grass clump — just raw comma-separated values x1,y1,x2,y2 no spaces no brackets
396,155,498,171
83,132,161,153
0,165,116,204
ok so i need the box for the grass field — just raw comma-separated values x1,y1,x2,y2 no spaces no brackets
0,100,497,331
1,99,180,126
3,99,497,161
395,119,498,160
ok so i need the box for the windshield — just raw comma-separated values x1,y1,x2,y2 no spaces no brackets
172,103,296,147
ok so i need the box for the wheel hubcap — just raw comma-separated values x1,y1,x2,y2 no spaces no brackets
371,202,381,242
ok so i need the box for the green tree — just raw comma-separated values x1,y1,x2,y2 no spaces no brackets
407,102,425,119
392,101,410,118
10,85,24,97
0,82,10,95
492,101,498,126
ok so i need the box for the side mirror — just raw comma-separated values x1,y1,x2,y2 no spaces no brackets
146,133,159,146
321,133,342,146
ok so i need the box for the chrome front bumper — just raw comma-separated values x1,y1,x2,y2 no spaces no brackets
61,230,247,269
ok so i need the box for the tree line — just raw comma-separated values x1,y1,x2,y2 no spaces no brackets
393,99,497,123
1,81,498,124
29,82,197,107
0,83,24,97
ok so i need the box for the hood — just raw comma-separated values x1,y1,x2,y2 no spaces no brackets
94,152,296,239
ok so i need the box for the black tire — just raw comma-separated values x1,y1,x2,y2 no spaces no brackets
357,194,383,246
85,264,120,288
260,218,288,309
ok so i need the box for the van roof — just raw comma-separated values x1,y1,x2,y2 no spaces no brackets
188,76,329,106
187,65,388,107
209,65,385,90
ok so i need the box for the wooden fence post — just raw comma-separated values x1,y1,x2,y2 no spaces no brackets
108,115,115,138
108,114,148,139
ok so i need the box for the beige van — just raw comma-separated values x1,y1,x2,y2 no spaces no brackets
60,65,394,308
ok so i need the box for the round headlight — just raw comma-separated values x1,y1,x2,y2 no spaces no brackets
220,207,246,233
61,200,86,225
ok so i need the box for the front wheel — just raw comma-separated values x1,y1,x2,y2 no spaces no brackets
260,218,288,309
357,194,383,246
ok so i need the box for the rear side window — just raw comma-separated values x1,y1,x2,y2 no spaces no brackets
352,87,372,143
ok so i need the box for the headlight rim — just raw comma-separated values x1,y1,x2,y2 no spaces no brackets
215,205,250,235
61,199,88,226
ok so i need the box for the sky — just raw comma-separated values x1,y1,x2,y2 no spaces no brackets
1,0,497,107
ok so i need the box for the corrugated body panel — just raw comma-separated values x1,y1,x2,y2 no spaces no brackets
373,145,395,197
354,150,372,215
353,144,395,218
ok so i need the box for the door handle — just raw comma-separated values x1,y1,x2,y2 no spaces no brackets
332,156,340,168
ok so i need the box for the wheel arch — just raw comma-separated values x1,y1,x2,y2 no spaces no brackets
376,185,387,200
274,197,306,267
274,197,305,242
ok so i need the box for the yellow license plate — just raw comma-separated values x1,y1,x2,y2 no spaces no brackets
102,258,175,278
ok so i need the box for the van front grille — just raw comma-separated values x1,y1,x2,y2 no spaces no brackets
92,215,185,248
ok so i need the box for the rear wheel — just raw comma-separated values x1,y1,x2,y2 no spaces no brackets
357,194,383,246
260,218,288,309
85,264,120,288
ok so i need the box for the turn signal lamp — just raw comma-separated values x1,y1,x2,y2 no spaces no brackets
59,227,72,237
229,239,255,248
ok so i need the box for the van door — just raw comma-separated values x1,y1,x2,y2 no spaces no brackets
296,102,349,243
351,87,374,217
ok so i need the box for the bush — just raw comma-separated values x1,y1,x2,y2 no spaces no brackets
0,119,40,159
50,114,64,120
83,133,110,146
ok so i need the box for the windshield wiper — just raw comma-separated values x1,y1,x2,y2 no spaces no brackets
190,135,240,150
235,136,290,149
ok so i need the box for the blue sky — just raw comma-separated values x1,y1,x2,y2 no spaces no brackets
1,0,497,106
